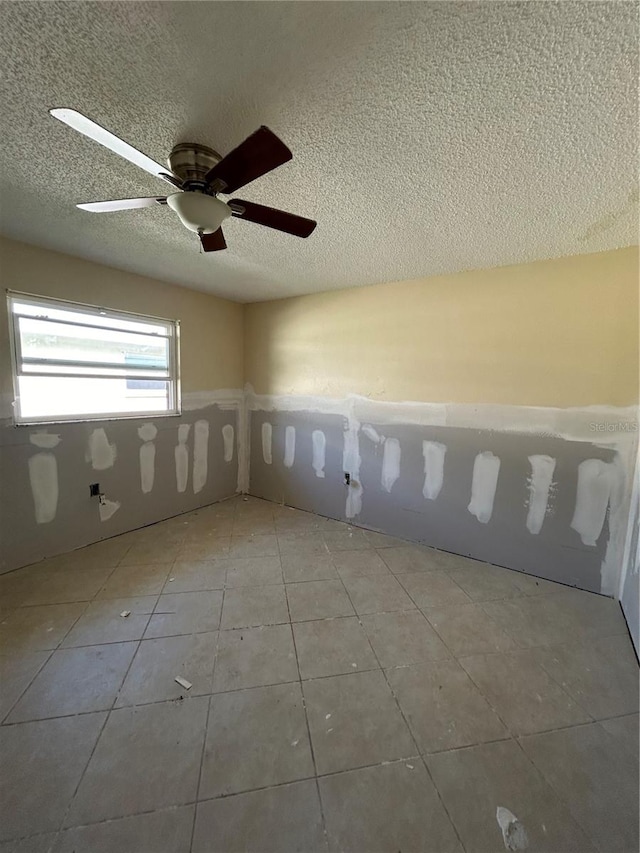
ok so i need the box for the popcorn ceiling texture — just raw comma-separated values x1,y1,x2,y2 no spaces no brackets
0,1,637,303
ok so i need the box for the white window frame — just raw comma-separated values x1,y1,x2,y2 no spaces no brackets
7,290,181,425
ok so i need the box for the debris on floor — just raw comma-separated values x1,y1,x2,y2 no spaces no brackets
119,610,130,618
174,676,192,690
496,806,529,851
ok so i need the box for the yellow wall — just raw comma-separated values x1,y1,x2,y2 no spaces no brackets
244,247,639,408
0,236,244,396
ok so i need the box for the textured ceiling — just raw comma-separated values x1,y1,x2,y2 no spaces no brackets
0,2,637,303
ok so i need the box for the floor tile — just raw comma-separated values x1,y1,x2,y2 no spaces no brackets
427,739,596,852
62,597,156,647
201,682,314,798
53,805,194,853
397,571,470,609
192,780,326,853
424,602,517,656
119,541,181,566
342,574,416,615
520,722,639,853
320,761,462,853
286,580,354,622
534,634,639,720
7,642,136,722
324,530,371,551
144,590,223,638
600,712,639,751
17,566,114,606
96,563,171,599
0,603,86,654
445,561,531,601
2,833,59,853
228,535,279,558
223,556,283,587
115,632,217,706
67,698,208,825
303,670,416,774
363,531,409,549
220,585,289,629
278,532,329,556
0,651,49,721
459,650,591,735
177,537,231,562
281,553,339,583
51,537,131,570
213,624,298,692
387,660,507,752
360,610,450,668
293,617,379,679
378,546,441,574
163,560,226,593
233,518,276,536
331,550,390,578
0,713,106,841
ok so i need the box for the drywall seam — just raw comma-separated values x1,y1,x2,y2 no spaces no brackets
138,423,157,494
526,454,556,534
222,424,235,463
193,419,210,494
381,437,401,492
261,421,273,466
28,452,58,523
422,440,447,500
175,423,190,493
284,426,296,468
468,451,501,523
312,429,326,478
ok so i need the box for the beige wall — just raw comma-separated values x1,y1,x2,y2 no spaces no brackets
0,236,244,398
244,247,639,408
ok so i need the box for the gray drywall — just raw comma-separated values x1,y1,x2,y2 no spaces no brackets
0,404,238,572
249,409,614,593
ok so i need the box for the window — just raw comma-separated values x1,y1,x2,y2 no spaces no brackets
7,292,180,424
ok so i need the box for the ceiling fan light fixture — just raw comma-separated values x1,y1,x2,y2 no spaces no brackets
166,191,231,234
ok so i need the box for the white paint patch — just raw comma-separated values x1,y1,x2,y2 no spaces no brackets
222,424,234,463
362,424,383,444
261,422,273,465
139,443,156,494
422,440,447,500
284,426,296,468
98,498,121,522
343,401,363,518
571,458,616,547
496,807,529,851
312,430,326,478
29,432,61,449
468,451,501,523
175,424,191,493
86,428,117,470
526,455,556,534
192,420,210,494
381,438,401,493
137,423,157,442
28,452,58,523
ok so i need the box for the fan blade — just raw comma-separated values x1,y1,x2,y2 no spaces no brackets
77,197,167,213
50,109,180,187
229,199,316,238
200,228,227,252
204,127,292,193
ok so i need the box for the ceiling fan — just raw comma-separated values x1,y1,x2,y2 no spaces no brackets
49,108,317,252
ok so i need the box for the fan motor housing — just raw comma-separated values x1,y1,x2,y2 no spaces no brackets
168,143,222,186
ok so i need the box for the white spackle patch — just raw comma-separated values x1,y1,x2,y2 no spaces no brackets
312,429,326,478
28,452,58,523
381,437,401,493
496,807,529,851
29,432,61,449
526,455,556,534
361,424,383,444
137,423,157,442
571,458,616,546
86,427,117,470
175,423,191,493
343,399,363,518
422,440,447,500
139,443,156,494
192,420,210,494
98,498,120,522
222,424,234,463
261,422,273,465
284,426,296,468
468,451,501,523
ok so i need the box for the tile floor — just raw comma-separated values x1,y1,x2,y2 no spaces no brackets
0,495,638,853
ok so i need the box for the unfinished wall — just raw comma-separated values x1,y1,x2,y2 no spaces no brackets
244,248,639,622
0,237,244,571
